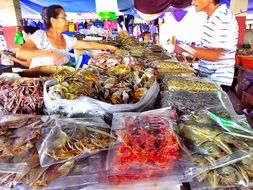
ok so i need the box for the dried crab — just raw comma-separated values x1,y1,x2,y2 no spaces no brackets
44,126,115,161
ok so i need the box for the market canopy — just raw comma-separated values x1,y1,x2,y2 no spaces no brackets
20,0,253,20
20,0,134,15
20,0,195,19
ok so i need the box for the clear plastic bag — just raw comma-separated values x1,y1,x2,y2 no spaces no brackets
107,108,184,185
81,176,182,190
160,90,222,114
189,154,253,189
44,151,107,190
43,79,159,117
38,117,116,167
161,76,221,92
0,114,50,173
178,107,253,184
16,159,75,189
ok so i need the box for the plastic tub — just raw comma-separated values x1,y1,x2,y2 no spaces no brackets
240,56,253,70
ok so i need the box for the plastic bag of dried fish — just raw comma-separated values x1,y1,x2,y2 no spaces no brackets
160,91,222,114
38,117,116,167
0,114,50,166
178,107,253,186
0,114,51,187
15,156,75,189
162,77,221,92
45,151,107,190
43,76,159,117
189,153,253,190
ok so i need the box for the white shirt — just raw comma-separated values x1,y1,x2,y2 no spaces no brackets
199,4,238,86
29,30,77,68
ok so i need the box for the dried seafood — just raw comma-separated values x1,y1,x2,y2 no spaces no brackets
166,78,219,92
0,116,46,158
88,51,145,71
44,124,116,161
115,49,130,57
158,69,195,78
155,61,192,70
109,114,179,183
160,91,221,114
0,78,45,114
127,46,146,57
178,110,253,189
49,67,156,104
88,53,123,69
116,31,139,46
192,155,253,189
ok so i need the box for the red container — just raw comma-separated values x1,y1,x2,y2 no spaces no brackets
235,55,241,66
240,56,253,70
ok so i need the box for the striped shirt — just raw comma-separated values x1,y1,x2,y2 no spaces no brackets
199,4,238,86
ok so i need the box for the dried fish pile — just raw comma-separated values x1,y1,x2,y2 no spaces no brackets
155,61,192,70
165,78,219,92
179,109,253,189
0,78,45,114
50,67,156,104
43,123,116,162
160,91,221,114
150,61,195,78
126,46,147,57
88,53,124,69
0,153,75,189
88,52,145,70
116,31,139,46
0,115,47,159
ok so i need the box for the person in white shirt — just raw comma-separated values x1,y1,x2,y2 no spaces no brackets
16,5,117,68
175,0,238,92
165,39,175,53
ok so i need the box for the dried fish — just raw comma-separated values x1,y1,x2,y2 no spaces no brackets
0,78,45,114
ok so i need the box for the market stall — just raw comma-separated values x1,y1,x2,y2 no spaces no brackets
0,31,253,189
0,0,253,190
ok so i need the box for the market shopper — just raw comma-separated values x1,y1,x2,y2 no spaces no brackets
16,5,117,68
175,0,238,92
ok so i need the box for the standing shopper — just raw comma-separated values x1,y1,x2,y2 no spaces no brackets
176,0,238,92
16,5,117,68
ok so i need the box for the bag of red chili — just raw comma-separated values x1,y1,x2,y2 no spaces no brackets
107,108,182,184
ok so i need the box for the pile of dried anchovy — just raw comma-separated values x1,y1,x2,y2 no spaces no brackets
160,91,221,114
0,78,44,114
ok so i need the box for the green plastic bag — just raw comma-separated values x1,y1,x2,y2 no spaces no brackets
97,11,117,21
14,31,25,45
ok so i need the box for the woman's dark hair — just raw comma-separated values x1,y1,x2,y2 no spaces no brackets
213,0,220,4
23,26,39,34
41,5,64,28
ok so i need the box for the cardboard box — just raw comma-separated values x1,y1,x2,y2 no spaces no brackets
241,91,253,107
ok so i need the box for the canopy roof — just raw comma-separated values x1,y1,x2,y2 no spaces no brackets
20,0,253,20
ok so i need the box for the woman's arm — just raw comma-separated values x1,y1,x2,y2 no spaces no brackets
73,40,118,51
16,39,64,66
16,40,47,62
